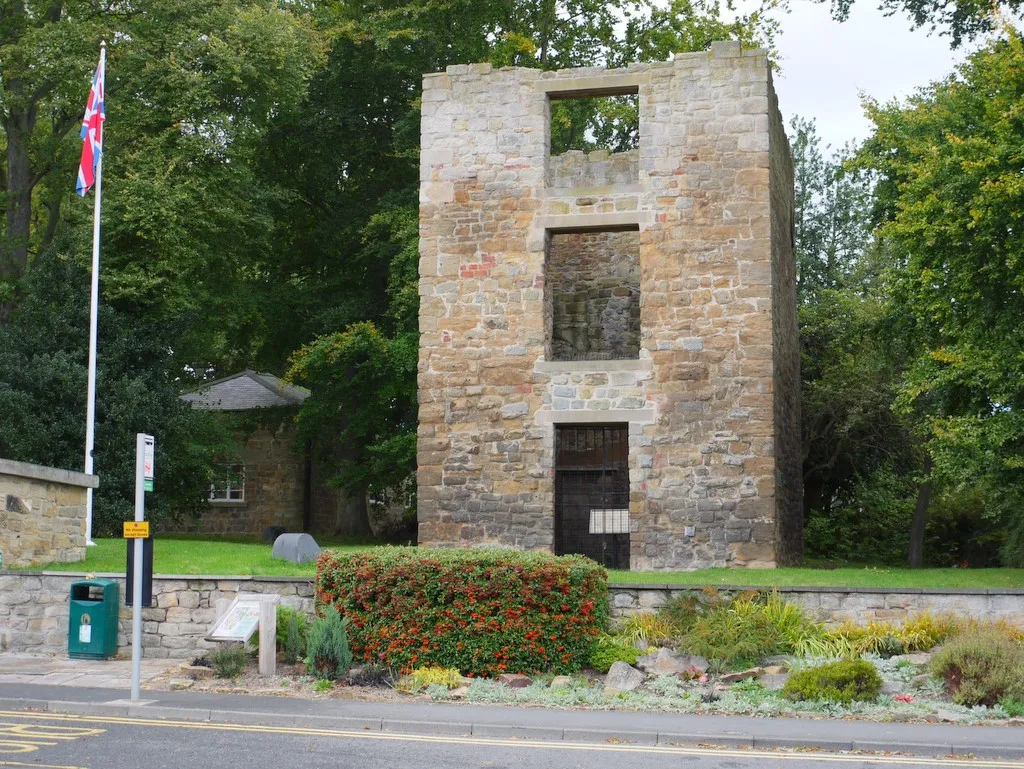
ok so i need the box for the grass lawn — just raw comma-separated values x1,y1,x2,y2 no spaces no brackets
16,537,1024,589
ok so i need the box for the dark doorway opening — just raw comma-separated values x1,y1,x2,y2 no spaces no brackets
554,424,630,569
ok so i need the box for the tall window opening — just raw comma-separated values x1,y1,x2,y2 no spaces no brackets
546,228,641,361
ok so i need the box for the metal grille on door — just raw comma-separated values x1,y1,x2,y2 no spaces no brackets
554,424,630,569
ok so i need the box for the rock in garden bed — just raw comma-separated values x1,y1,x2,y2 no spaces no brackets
604,662,645,693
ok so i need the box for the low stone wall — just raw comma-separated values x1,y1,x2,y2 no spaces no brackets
0,573,313,659
0,459,98,567
608,584,1024,627
1,572,1021,659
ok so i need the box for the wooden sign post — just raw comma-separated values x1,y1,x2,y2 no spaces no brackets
206,593,279,676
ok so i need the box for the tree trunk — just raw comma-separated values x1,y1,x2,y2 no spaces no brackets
908,456,933,568
1,101,38,321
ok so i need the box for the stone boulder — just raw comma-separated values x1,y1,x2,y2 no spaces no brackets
604,661,645,694
271,533,322,564
637,648,708,676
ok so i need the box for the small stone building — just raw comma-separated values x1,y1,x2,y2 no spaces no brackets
180,371,365,537
417,43,802,570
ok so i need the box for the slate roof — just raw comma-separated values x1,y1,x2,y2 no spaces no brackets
180,370,310,411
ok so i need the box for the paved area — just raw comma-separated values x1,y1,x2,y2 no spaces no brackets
0,710,1021,769
1,682,1022,761
0,654,177,689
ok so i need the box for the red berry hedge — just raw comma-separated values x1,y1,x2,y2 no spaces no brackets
315,547,607,677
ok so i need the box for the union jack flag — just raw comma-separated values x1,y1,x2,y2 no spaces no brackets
76,54,105,197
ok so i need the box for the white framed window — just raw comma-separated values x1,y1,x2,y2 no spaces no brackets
209,463,245,503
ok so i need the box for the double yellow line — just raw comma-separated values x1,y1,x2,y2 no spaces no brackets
0,709,1020,768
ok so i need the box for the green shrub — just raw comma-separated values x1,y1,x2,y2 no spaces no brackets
276,605,309,656
589,635,640,673
1000,697,1024,718
399,666,463,692
617,612,679,647
783,659,883,704
284,610,305,664
677,603,782,670
930,631,1024,706
315,547,607,676
209,644,248,679
307,609,353,681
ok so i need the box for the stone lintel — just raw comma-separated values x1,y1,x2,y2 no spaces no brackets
536,359,652,374
537,73,649,99
0,459,99,489
537,212,650,233
536,408,656,426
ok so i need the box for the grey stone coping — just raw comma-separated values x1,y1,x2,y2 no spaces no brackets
607,582,1024,596
0,458,99,489
0,570,312,583
3,571,1017,595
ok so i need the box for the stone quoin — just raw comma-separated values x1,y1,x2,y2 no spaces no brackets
416,43,801,569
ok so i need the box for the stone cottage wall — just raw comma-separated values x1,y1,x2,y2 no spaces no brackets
172,425,306,536
0,460,97,567
417,42,801,568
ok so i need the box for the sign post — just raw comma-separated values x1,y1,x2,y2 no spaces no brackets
129,433,154,702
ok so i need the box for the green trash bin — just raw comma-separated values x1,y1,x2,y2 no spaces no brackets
68,578,120,659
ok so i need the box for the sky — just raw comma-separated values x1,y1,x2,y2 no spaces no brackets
764,0,972,150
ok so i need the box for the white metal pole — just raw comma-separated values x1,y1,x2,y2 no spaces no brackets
84,42,106,547
130,433,144,702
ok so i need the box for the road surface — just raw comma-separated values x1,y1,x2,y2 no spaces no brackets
0,710,1020,769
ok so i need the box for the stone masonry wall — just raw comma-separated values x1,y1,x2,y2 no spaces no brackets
171,426,306,536
548,149,639,189
608,585,1024,628
0,573,314,659
0,460,96,568
548,230,641,361
1,572,1020,657
768,75,803,565
417,42,801,569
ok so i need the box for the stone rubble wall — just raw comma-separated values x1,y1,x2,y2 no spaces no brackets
0,573,314,659
1,572,1020,657
418,42,802,569
0,460,96,568
548,230,641,361
767,75,803,565
548,149,639,189
608,585,1024,627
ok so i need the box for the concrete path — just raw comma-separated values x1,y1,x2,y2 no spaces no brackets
0,681,1021,760
0,653,177,689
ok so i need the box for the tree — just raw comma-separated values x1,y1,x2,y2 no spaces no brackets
790,117,874,302
817,0,1021,48
0,231,233,534
856,32,1024,565
1,0,322,357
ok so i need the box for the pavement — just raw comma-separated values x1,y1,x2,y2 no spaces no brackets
0,654,1021,762
0,653,177,689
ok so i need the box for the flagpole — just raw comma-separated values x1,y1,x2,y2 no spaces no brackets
84,41,106,547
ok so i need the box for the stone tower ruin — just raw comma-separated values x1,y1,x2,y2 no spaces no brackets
417,41,801,570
